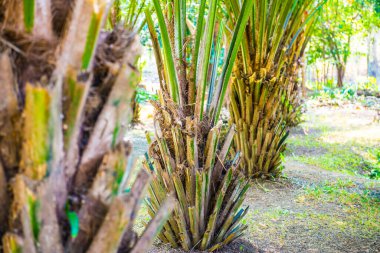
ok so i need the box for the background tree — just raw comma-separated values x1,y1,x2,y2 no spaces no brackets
307,0,380,88
362,0,380,84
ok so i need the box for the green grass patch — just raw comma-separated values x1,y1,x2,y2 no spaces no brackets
243,208,290,245
296,180,380,237
287,131,380,177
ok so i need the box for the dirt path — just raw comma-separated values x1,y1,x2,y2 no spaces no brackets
241,159,379,253
148,160,379,253
128,102,380,253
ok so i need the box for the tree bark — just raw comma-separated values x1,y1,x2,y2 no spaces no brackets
336,64,345,88
369,32,380,84
0,162,8,236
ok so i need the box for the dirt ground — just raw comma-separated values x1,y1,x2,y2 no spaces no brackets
127,50,380,252
128,100,380,253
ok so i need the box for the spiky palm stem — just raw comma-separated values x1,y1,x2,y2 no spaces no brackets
144,0,254,251
0,1,173,252
144,97,250,251
226,0,321,177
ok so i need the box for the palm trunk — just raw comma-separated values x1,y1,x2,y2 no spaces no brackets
144,0,254,250
0,1,174,252
227,0,319,178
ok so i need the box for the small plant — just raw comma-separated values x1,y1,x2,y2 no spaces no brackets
369,149,380,179
359,77,379,92
135,88,158,103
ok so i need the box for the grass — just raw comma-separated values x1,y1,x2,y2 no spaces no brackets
287,136,379,176
286,109,380,177
243,208,290,247
239,178,380,251
248,104,379,250
296,180,380,238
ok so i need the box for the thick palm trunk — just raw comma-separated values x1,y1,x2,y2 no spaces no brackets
144,0,254,251
0,1,174,252
230,68,288,177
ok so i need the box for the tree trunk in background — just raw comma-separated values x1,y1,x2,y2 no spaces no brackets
316,68,321,89
369,33,380,85
367,35,371,78
337,64,345,88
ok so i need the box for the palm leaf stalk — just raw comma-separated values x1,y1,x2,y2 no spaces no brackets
109,0,148,125
283,28,315,127
0,1,174,252
225,0,323,178
109,0,147,30
144,0,253,251
130,60,146,125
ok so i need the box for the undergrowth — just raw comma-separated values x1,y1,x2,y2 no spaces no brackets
297,180,380,237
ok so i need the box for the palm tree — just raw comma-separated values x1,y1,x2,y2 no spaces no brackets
225,0,322,177
143,0,254,251
0,1,173,252
109,0,148,125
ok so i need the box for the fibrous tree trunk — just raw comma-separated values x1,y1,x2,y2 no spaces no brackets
144,0,253,251
0,1,174,252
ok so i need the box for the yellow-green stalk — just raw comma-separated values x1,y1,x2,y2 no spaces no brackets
225,0,322,177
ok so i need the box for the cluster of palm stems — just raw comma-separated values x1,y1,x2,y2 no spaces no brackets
282,29,313,127
0,0,174,252
143,0,255,251
226,0,323,177
110,0,148,124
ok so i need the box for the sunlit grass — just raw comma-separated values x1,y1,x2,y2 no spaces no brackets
296,180,380,237
286,107,380,177
240,179,379,248
287,134,378,176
